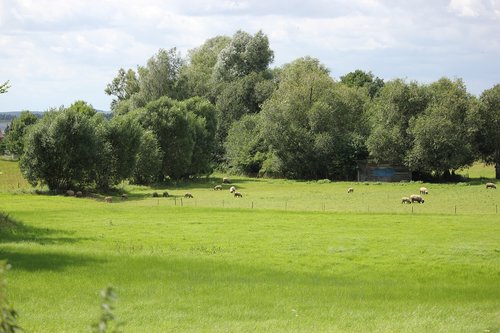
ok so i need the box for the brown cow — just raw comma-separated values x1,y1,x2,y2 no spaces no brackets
234,191,243,198
486,182,497,189
104,196,113,203
184,193,194,198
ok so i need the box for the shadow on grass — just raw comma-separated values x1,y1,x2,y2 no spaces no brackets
0,212,93,245
0,248,104,272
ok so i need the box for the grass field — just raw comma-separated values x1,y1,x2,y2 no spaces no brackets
1,159,499,332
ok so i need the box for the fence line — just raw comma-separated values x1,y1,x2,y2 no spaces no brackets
138,196,500,215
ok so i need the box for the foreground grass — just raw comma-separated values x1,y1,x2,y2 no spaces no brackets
1,193,499,332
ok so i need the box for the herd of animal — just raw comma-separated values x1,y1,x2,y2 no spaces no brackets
347,183,497,204
63,177,496,204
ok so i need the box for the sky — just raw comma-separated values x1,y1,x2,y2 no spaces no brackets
0,0,499,112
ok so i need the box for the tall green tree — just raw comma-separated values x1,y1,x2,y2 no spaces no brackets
4,111,38,156
340,69,384,99
261,57,333,179
214,71,276,158
133,96,216,180
139,48,185,103
406,78,477,176
213,30,274,83
474,84,500,179
181,36,231,100
224,113,268,174
20,107,102,190
105,68,140,111
366,79,430,166
101,115,143,187
106,48,184,115
132,130,162,185
183,97,217,176
261,57,368,179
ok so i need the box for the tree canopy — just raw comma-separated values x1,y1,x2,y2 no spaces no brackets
10,29,500,190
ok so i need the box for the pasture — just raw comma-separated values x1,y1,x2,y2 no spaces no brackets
1,159,499,332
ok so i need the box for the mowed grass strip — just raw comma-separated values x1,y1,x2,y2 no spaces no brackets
1,193,499,332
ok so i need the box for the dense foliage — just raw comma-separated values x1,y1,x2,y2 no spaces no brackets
3,111,38,156
5,29,500,190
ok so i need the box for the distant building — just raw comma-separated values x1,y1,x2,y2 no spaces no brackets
356,160,412,182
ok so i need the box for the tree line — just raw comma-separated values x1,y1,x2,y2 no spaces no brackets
2,30,499,191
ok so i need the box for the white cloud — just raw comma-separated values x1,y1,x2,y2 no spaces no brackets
0,0,499,111
447,0,500,17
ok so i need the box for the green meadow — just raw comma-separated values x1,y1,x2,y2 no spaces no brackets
1,159,499,332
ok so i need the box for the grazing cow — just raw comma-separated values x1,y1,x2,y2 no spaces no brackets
152,192,159,198
214,185,223,191
104,196,113,203
401,197,412,204
66,190,75,197
162,191,169,197
486,182,497,189
75,191,83,198
184,193,193,198
121,194,128,199
347,187,354,193
229,186,236,193
234,191,243,198
223,177,231,184
419,187,429,195
410,194,425,203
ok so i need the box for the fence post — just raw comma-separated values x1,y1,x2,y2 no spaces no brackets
454,205,457,214
223,200,224,208
411,206,414,214
285,201,287,211
174,197,177,206
181,198,183,207
252,201,254,209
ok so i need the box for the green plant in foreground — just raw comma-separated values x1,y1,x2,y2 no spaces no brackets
0,261,22,333
91,286,123,333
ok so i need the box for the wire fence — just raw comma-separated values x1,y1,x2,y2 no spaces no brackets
130,195,500,216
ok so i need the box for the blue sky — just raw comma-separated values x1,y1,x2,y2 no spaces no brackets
0,0,499,111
